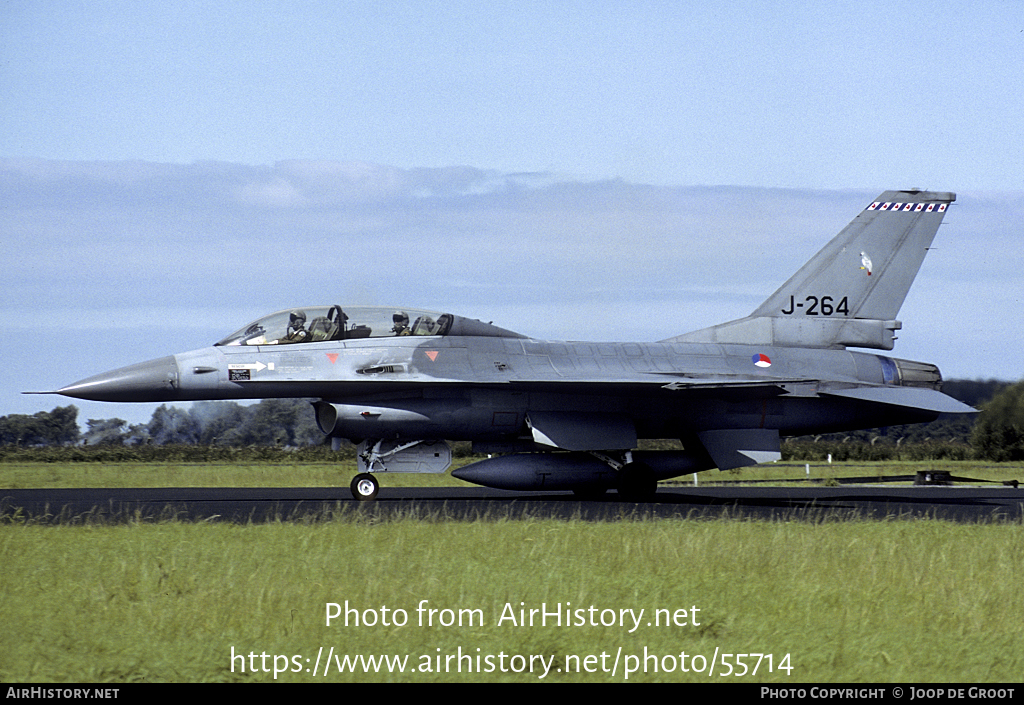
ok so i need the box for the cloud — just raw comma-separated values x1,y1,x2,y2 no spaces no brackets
3,158,1022,429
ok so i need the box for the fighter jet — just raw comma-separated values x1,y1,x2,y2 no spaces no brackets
44,190,975,500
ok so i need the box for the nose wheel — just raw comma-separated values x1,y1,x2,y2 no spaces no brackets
350,473,379,501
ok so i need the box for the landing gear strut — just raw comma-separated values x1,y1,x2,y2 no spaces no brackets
350,473,379,501
587,451,658,502
616,461,657,502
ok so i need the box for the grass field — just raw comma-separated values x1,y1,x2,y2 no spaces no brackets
2,459,1023,683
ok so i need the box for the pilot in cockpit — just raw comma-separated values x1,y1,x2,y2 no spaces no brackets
282,310,309,343
392,311,412,336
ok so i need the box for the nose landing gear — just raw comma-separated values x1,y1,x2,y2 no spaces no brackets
350,473,379,501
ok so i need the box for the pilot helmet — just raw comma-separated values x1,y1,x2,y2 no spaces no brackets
289,310,307,325
393,311,409,326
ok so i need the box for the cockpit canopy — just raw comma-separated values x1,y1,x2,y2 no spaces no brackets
216,306,523,346
217,306,453,346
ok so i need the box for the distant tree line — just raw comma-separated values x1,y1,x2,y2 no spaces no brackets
970,381,1024,461
0,406,79,447
0,398,324,449
3,379,1024,461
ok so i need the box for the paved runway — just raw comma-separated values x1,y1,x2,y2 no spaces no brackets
2,484,1022,523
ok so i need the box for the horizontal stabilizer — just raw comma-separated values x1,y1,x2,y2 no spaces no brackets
822,387,976,414
697,428,781,470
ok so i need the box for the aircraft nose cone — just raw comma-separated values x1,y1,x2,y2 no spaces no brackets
56,356,181,402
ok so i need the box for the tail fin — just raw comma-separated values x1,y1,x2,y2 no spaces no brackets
667,189,955,350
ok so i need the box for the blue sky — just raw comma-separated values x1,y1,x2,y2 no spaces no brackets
2,1,1022,425
5,1,1022,188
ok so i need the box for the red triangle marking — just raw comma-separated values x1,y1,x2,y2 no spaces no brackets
326,353,339,364
425,351,439,362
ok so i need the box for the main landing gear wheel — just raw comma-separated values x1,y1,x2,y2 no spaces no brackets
350,473,379,501
616,462,657,502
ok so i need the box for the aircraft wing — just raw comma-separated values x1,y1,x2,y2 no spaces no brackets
308,373,812,401
499,375,976,415
307,370,975,411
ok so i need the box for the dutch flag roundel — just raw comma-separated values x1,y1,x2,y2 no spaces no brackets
753,353,772,368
